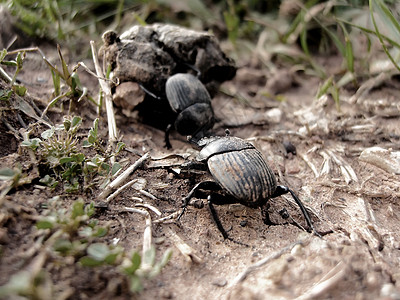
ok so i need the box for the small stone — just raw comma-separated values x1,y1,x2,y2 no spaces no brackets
212,277,227,287
240,220,248,227
113,81,145,110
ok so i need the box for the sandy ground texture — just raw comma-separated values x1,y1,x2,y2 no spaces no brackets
1,17,400,300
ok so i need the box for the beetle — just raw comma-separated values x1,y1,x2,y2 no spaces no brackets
179,133,319,242
140,73,215,148
165,73,214,148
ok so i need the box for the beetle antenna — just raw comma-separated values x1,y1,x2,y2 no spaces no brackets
186,135,201,147
183,63,202,78
225,129,231,136
273,185,321,237
139,83,163,100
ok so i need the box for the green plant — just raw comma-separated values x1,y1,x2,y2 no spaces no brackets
0,167,22,201
120,247,172,293
21,116,123,193
38,197,171,294
37,198,110,255
0,48,27,97
6,0,127,44
39,45,99,115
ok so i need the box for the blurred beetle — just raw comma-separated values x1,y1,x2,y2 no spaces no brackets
141,72,214,148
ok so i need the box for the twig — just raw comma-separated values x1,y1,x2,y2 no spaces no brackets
99,152,150,200
122,207,153,270
348,72,390,104
166,226,203,263
300,153,319,178
90,41,118,145
138,189,158,200
229,239,306,287
153,210,183,224
135,203,162,216
106,179,138,202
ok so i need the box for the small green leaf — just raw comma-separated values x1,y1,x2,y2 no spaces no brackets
53,238,73,254
115,142,125,154
16,51,25,68
39,175,58,188
111,163,122,176
71,116,82,130
92,118,99,135
84,202,95,217
13,85,27,96
0,89,12,101
87,243,110,261
78,226,93,238
36,219,54,229
71,200,85,218
143,247,156,267
93,227,108,237
70,72,82,92
63,118,71,132
72,153,85,163
21,138,41,150
41,127,55,140
0,168,17,181
0,49,7,62
131,251,141,272
64,181,80,193
59,157,75,164
79,256,104,267
129,275,143,293
104,252,119,264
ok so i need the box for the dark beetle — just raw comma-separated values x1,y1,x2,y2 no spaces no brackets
180,134,318,241
141,73,214,148
164,73,214,148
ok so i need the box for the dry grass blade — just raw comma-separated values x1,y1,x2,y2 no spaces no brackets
325,149,358,183
166,226,203,264
106,179,138,202
300,153,320,178
295,261,346,300
348,72,391,104
153,211,183,224
90,40,118,143
121,207,153,270
229,239,306,287
135,203,162,216
99,152,150,200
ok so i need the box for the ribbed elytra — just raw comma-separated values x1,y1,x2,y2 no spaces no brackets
165,73,211,113
207,148,277,206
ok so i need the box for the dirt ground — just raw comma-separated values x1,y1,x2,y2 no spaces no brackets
1,22,400,300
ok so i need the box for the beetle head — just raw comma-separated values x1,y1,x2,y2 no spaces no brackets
174,103,214,137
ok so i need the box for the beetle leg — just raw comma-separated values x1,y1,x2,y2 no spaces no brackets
165,124,173,149
178,181,222,220
208,195,249,246
272,185,320,237
207,196,229,240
